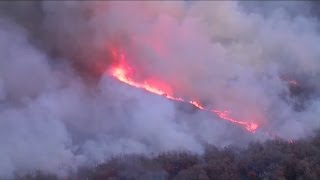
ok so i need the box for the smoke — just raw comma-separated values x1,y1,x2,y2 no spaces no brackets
0,1,320,178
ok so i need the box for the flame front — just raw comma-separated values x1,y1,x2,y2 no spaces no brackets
108,50,258,133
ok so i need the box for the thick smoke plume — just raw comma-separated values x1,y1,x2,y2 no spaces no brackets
0,1,320,178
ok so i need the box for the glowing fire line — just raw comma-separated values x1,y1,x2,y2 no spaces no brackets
108,51,258,133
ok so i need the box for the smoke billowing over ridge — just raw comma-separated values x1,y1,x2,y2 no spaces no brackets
0,1,320,178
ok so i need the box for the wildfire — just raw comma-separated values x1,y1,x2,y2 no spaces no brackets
108,49,259,133
288,80,298,86
280,76,299,87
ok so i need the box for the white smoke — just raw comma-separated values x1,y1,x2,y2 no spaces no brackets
0,1,320,178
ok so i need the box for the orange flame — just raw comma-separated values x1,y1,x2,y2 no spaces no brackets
108,49,259,133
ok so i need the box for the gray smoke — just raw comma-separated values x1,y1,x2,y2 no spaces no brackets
0,1,320,178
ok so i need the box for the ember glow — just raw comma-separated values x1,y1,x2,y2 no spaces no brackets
108,50,258,133
288,80,298,86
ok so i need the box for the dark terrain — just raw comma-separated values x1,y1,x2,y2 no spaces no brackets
17,131,320,180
